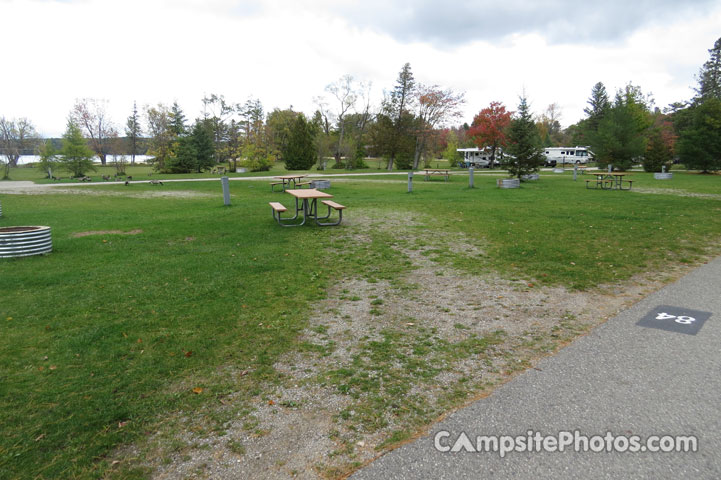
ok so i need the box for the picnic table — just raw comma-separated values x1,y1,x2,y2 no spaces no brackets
269,188,346,226
585,172,633,190
271,174,308,192
422,169,451,181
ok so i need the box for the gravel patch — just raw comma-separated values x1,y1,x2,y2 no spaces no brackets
113,208,694,480
633,186,721,200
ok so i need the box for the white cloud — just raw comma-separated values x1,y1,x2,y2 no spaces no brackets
1,0,719,137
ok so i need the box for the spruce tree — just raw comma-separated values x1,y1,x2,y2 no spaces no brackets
642,128,673,172
583,82,610,139
282,115,316,170
168,101,188,136
506,96,544,179
695,37,721,103
677,98,721,173
125,101,142,165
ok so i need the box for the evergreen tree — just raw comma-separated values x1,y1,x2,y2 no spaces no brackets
282,115,316,170
59,122,96,177
193,119,215,172
168,101,188,136
382,63,416,170
583,82,610,136
642,128,674,172
505,96,544,179
677,98,721,173
592,85,652,171
125,101,142,165
167,119,215,173
694,37,721,103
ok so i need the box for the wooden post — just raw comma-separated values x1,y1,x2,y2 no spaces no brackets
408,171,413,193
573,164,578,181
469,166,474,188
221,176,231,205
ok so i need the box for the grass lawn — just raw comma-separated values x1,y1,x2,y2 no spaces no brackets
1,171,720,478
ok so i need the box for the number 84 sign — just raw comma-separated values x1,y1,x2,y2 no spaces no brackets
637,306,711,335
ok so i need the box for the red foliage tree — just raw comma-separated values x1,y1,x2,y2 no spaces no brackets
467,101,512,163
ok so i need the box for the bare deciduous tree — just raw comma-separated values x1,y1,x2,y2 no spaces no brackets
326,74,357,165
413,84,465,169
0,117,38,166
70,98,117,165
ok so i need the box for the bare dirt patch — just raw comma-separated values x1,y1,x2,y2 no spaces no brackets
70,229,143,238
0,182,214,199
117,208,698,480
633,187,721,200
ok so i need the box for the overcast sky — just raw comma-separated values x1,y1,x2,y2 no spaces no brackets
2,0,720,137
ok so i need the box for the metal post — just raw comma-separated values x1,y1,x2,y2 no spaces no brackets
408,171,413,193
662,165,666,173
573,164,578,181
221,176,231,205
469,166,474,188
608,164,612,173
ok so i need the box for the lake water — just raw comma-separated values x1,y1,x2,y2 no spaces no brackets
7,155,153,165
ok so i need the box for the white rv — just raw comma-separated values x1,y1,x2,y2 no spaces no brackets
543,146,593,166
456,147,508,168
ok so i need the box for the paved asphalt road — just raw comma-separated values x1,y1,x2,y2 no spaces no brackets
352,256,721,479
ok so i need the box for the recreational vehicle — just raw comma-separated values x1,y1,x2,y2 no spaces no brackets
456,147,507,168
543,146,593,166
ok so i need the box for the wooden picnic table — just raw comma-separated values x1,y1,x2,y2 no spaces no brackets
586,172,633,190
271,174,308,192
422,168,451,182
283,188,344,226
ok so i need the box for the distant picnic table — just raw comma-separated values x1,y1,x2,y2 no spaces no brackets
422,169,451,182
271,174,309,192
586,172,633,190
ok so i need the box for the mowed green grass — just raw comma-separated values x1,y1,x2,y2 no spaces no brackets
1,172,720,478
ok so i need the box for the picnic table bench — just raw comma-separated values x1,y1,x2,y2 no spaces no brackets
269,189,345,226
585,172,633,190
422,168,451,181
271,174,307,192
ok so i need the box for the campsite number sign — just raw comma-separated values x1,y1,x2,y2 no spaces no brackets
637,305,711,335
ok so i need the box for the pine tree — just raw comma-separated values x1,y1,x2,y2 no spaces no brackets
677,98,721,173
167,120,215,173
583,82,610,135
168,101,187,136
505,96,544,179
283,115,317,170
642,128,673,172
593,85,652,171
382,63,416,170
695,37,721,103
125,101,142,165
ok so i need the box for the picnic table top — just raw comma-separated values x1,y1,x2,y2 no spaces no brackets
423,168,450,172
594,172,631,177
274,174,308,180
285,188,333,199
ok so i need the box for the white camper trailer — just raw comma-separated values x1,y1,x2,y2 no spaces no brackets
543,146,593,166
456,147,507,168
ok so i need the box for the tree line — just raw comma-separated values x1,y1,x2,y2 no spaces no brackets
2,37,720,179
460,36,721,174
